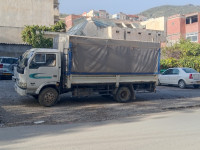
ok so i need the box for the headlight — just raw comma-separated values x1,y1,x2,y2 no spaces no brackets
18,82,27,89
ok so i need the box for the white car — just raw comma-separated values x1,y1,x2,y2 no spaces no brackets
158,68,200,88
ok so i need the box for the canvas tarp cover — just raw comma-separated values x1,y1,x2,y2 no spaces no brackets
69,36,160,74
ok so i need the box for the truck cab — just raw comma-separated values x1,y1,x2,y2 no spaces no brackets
15,48,61,105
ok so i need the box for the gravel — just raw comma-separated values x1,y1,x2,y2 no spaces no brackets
1,80,200,127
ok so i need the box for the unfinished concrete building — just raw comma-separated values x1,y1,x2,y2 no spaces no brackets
67,17,165,43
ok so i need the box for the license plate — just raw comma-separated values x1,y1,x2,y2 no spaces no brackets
3,73,12,75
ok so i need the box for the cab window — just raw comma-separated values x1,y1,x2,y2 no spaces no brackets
29,54,56,69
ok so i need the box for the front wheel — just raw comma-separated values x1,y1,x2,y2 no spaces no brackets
114,87,132,103
38,87,58,107
178,80,186,89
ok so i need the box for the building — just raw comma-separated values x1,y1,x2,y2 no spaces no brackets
167,12,200,45
82,10,110,19
67,17,165,43
86,10,99,18
99,10,110,19
141,16,167,32
112,12,127,20
127,15,139,21
0,0,59,56
65,14,83,31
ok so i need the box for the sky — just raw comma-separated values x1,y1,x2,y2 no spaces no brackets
59,0,200,15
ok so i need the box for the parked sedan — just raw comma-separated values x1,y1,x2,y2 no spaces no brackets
0,57,18,79
158,68,200,89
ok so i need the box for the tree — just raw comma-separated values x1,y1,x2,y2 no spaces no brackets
22,20,66,48
161,39,200,71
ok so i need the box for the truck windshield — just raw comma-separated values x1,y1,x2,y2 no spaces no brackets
18,50,34,68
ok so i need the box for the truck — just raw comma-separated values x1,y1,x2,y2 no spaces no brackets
14,34,160,107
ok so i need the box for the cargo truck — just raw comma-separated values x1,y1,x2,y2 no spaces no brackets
14,34,160,106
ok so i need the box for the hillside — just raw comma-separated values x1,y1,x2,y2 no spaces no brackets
140,4,200,18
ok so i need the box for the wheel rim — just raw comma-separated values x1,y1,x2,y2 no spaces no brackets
44,92,56,104
119,89,131,101
179,81,184,88
121,91,128,99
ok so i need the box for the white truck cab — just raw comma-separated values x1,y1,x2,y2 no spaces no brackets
15,49,61,98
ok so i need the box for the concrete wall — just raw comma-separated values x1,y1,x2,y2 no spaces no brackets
0,27,24,44
0,0,55,27
99,27,165,43
0,44,32,57
126,28,165,43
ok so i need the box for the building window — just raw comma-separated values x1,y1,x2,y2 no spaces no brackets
186,32,198,42
116,30,120,33
148,33,151,35
186,15,198,24
138,32,141,35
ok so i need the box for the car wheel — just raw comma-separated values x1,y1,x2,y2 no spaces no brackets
114,87,132,103
193,85,199,89
178,80,186,89
38,88,58,107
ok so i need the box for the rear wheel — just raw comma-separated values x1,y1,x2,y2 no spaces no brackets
38,87,58,107
178,80,186,89
114,87,132,103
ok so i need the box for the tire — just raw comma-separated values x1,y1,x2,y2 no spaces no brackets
193,85,199,89
114,87,132,103
178,80,186,89
38,87,58,107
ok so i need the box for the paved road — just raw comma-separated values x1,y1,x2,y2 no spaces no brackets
1,109,200,150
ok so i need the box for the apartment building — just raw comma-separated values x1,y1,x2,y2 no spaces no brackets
167,12,200,45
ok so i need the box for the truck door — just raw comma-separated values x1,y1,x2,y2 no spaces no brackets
27,53,59,90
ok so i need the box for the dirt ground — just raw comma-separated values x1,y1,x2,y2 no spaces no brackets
1,80,200,127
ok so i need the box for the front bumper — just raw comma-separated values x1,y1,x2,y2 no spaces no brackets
15,84,27,96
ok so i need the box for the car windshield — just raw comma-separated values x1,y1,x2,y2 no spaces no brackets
182,68,198,73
